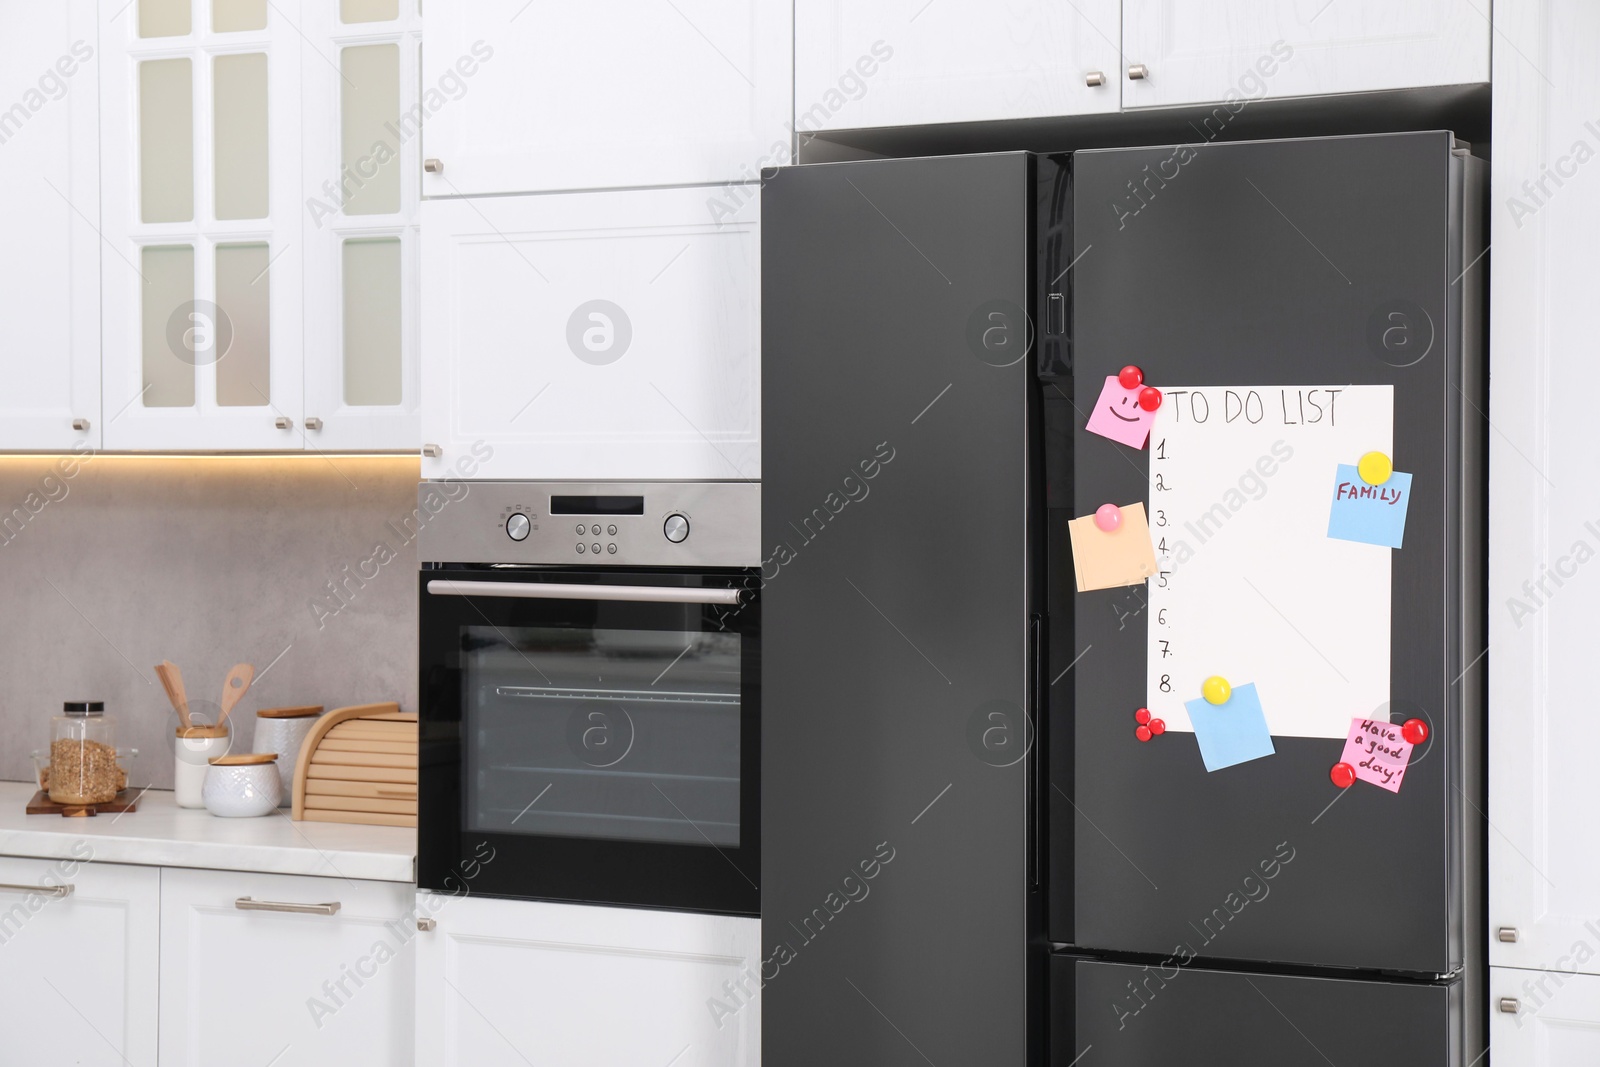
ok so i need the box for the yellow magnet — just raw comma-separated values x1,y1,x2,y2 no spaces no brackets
1202,676,1231,706
1357,451,1393,486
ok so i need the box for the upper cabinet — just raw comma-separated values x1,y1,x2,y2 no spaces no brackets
94,0,419,453
420,186,759,481
796,0,1491,130
420,0,793,197
1120,0,1491,109
0,2,101,451
795,0,1122,129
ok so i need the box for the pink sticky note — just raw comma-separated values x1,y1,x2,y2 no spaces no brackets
1084,375,1157,449
1339,717,1414,793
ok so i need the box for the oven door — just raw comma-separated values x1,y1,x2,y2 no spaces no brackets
418,566,759,916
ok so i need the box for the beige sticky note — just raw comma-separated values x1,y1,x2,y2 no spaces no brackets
1067,503,1159,592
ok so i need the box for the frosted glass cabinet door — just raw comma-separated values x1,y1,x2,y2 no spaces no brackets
420,0,792,196
420,187,760,481
794,0,1122,130
0,2,101,450
1120,0,1490,109
99,0,305,451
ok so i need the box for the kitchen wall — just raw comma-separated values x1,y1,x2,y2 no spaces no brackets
0,453,421,789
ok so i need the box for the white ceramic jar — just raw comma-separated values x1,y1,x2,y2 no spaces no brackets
202,753,281,817
253,706,323,806
175,725,230,809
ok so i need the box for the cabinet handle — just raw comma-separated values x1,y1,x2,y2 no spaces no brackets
304,417,323,431
422,443,442,458
274,417,293,431
235,896,341,916
417,917,436,931
1498,997,1521,1014
1085,71,1106,87
71,418,91,432
0,882,73,898
1127,64,1149,80
424,158,443,174
1497,926,1519,943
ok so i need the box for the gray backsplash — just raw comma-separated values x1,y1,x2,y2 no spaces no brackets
0,454,422,790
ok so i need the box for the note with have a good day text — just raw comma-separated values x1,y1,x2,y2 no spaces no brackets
1145,385,1394,740
1339,717,1415,792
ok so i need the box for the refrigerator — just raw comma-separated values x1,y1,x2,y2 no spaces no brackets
760,131,1486,1065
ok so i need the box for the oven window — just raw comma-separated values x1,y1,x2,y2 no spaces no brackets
462,624,742,847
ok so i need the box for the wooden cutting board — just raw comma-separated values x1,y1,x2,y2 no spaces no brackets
291,702,417,827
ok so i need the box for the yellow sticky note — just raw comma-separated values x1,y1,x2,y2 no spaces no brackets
1067,502,1159,592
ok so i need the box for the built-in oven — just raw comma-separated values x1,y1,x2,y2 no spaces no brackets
417,482,759,916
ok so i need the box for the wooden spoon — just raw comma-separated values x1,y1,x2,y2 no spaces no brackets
218,663,255,726
156,661,191,728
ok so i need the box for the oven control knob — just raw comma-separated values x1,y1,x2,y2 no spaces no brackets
506,513,531,541
663,514,690,543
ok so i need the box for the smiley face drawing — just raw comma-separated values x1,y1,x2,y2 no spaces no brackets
1085,375,1158,449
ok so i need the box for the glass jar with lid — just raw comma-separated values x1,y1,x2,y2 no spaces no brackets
47,701,125,805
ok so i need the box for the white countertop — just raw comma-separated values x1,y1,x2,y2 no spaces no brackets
0,781,415,883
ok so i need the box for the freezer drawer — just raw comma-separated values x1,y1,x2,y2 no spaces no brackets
1053,956,1461,1066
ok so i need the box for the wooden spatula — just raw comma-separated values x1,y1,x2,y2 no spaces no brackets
156,661,191,728
218,663,255,726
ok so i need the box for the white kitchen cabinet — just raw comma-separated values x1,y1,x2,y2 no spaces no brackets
795,0,1122,129
420,186,760,481
1120,0,1490,109
1488,0,1600,984
415,895,761,1067
420,0,792,197
158,867,416,1067
0,856,160,1067
1492,967,1600,1064
98,0,306,451
0,1,100,451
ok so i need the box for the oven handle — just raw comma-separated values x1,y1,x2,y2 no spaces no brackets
426,579,741,606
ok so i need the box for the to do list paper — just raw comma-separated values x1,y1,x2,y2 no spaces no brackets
1144,385,1395,739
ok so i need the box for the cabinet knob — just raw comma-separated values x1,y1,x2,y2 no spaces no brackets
417,917,437,931
422,444,443,458
1497,926,1520,943
1085,71,1106,87
274,416,293,430
1127,64,1149,80
304,417,323,431
71,418,90,431
424,158,444,174
1498,997,1521,1014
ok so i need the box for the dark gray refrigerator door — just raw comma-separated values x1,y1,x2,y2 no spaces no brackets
1055,956,1460,1066
1054,132,1485,979
762,153,1038,1067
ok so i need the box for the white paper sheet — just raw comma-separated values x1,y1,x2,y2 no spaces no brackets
1144,385,1393,739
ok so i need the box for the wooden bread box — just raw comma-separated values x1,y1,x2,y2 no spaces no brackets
290,702,417,827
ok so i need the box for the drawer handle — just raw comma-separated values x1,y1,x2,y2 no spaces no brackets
235,896,341,916
1127,63,1149,80
0,882,73,899
1085,71,1106,87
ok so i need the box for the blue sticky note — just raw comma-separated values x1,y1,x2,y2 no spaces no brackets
1186,682,1276,772
1327,463,1413,549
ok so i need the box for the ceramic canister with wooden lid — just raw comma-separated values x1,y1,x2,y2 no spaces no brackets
253,706,323,806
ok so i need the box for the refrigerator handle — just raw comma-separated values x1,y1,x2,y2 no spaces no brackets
1029,613,1046,890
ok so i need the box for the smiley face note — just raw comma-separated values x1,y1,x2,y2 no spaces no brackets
1085,375,1158,449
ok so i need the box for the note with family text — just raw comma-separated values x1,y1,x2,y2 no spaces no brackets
1327,464,1413,549
1338,717,1414,793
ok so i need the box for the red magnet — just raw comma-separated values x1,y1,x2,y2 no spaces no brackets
1134,707,1152,725
1118,365,1144,390
1330,762,1356,789
1149,718,1166,736
1135,725,1153,742
1401,718,1430,745
1138,387,1163,412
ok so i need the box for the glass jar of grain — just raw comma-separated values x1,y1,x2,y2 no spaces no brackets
48,701,124,805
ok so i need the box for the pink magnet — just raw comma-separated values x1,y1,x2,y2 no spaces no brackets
1094,504,1122,532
